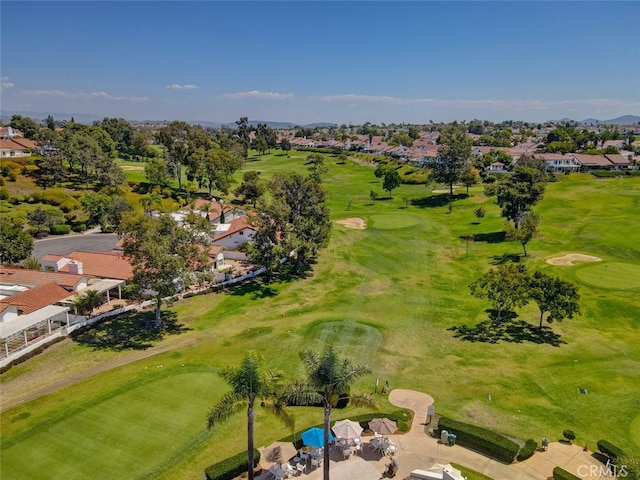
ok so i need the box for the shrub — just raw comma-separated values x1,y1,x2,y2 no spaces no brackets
8,172,16,182
0,187,9,200
562,429,576,443
204,449,260,480
0,176,4,186
50,224,71,235
437,417,520,464
597,439,624,461
517,439,538,461
72,223,87,233
552,467,580,480
591,170,617,177
483,174,497,184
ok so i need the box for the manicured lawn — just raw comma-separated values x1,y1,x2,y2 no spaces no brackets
1,152,639,480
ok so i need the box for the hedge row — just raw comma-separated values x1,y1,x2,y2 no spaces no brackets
516,439,538,461
437,417,520,464
552,467,580,480
204,449,260,480
597,439,624,461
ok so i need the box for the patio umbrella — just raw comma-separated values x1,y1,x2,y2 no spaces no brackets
368,418,398,435
332,419,364,440
260,441,298,464
301,427,334,448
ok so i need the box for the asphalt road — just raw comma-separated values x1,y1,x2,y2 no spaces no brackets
33,233,120,260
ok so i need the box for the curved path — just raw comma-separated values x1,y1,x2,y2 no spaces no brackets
388,389,602,480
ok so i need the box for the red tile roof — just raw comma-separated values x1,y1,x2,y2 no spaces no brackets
66,251,134,280
213,216,256,241
0,267,85,289
0,283,71,314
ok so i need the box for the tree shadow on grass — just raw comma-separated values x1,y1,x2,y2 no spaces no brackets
411,193,468,208
472,231,506,243
448,321,566,346
490,253,522,265
228,280,278,299
449,312,565,346
72,311,189,351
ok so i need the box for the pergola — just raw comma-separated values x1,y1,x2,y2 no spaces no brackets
0,305,70,358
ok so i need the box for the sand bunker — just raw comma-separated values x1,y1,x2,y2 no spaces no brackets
546,253,602,266
120,165,144,171
336,217,366,229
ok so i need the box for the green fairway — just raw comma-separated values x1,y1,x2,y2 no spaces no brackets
574,262,640,290
2,152,639,479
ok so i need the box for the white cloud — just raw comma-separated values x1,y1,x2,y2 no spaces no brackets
166,83,198,90
1,76,9,81
319,94,640,110
222,90,294,100
1,82,15,89
21,89,148,102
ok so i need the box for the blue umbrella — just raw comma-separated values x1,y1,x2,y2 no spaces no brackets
301,427,334,448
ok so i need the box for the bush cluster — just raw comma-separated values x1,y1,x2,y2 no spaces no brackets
50,224,71,235
437,417,520,464
516,438,538,461
204,449,260,480
552,467,581,480
591,170,618,177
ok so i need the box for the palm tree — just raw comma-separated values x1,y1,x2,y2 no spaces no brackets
284,347,377,480
207,353,293,480
74,289,103,317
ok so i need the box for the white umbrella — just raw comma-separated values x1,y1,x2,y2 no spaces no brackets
368,418,398,435
332,419,364,440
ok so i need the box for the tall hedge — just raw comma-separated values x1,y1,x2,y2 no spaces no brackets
437,417,520,464
516,438,538,461
204,449,260,480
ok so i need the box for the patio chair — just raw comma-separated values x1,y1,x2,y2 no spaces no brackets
296,463,305,475
342,448,352,459
310,457,321,469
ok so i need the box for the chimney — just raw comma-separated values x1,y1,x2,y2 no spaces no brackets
68,261,83,275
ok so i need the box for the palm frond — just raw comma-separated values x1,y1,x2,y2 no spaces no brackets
345,391,379,411
207,391,246,428
280,380,323,406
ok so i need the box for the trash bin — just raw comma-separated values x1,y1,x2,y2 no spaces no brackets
541,437,549,451
448,434,457,446
440,430,449,444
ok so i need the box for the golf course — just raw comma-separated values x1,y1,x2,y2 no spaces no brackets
1,150,639,480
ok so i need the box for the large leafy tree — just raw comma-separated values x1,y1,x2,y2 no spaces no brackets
120,213,208,326
469,263,530,322
433,126,472,197
283,347,377,480
528,271,580,328
0,218,33,264
156,121,193,190
207,353,292,480
235,171,265,207
265,172,332,273
505,212,539,257
382,168,401,198
247,202,286,283
494,159,546,228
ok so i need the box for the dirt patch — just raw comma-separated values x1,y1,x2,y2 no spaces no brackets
336,217,366,229
546,253,602,266
120,165,144,171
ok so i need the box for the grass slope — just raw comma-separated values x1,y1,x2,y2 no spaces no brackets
1,152,639,480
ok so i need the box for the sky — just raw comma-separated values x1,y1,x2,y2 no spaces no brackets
1,1,639,125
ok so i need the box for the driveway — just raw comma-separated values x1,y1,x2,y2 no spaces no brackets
33,232,120,259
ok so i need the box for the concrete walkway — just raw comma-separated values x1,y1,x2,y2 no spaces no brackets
387,388,605,480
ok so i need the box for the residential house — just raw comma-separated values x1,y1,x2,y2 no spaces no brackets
534,153,581,173
0,138,38,158
571,154,614,170
212,216,256,249
0,126,24,139
604,154,631,170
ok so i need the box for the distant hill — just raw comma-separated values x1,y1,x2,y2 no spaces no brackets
1,110,103,124
580,115,640,126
